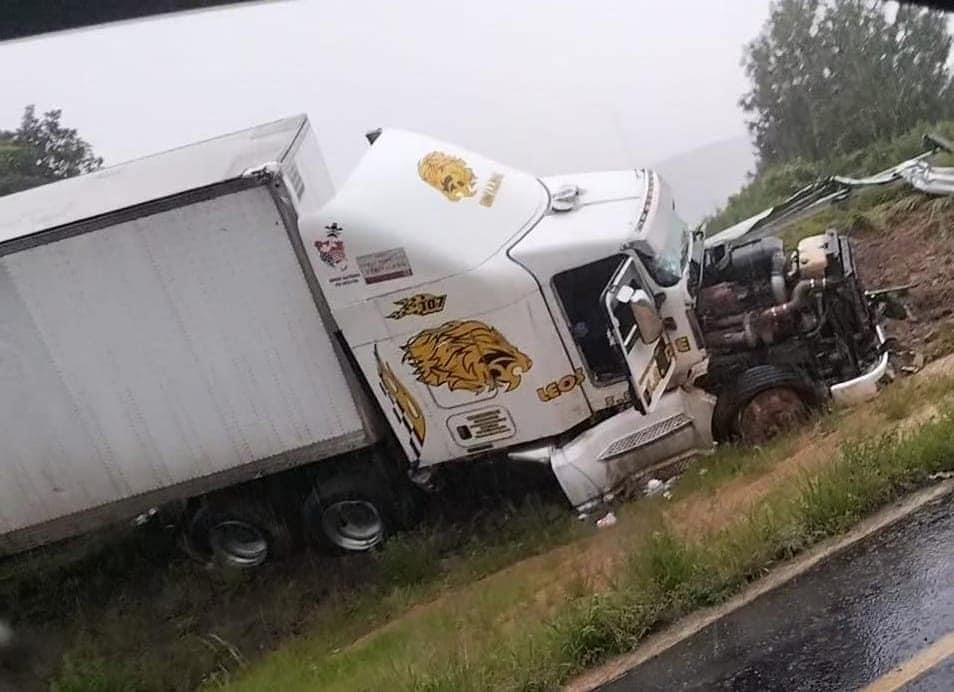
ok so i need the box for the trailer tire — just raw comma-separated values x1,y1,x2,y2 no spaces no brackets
303,473,393,554
712,365,822,444
182,498,294,569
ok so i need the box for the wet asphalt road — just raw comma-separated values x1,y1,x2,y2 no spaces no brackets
601,494,954,691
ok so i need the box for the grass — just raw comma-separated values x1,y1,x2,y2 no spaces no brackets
15,490,583,692
225,376,954,691
16,370,954,691
704,119,954,234
401,409,954,690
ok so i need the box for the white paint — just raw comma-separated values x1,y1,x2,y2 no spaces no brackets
0,186,362,545
301,129,549,314
551,387,715,510
831,327,890,407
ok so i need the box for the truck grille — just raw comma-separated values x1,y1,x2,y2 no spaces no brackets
599,413,693,460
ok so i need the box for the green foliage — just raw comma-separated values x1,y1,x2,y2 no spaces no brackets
50,654,140,692
706,119,954,233
742,1,953,169
376,531,444,587
0,105,102,196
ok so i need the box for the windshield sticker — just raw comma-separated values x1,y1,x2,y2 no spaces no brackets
387,293,447,320
536,368,585,402
418,151,477,201
402,320,532,395
375,347,426,457
357,247,413,284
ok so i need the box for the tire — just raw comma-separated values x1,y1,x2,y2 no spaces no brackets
712,365,823,443
182,495,294,569
303,472,394,554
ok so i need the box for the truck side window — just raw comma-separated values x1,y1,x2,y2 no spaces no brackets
553,255,628,385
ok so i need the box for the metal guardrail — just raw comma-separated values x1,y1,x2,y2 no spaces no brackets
707,131,954,247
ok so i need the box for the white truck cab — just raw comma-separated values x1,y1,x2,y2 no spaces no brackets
303,129,716,512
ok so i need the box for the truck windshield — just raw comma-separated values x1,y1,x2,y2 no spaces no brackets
637,216,689,287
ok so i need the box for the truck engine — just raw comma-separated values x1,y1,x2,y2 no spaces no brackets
696,231,883,439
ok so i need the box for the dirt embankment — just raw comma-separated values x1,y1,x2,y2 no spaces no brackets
852,201,954,359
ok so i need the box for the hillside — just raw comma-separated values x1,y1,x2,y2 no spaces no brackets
651,135,754,228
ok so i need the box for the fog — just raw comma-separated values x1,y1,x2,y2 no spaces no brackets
0,0,769,221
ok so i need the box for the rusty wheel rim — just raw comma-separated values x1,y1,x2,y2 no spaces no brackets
738,387,808,445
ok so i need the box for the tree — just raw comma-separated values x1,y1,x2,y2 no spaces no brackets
741,0,953,169
0,105,102,196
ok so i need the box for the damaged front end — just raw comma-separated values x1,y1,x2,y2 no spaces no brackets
697,229,888,408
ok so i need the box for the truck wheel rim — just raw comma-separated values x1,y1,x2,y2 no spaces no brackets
321,500,384,551
738,387,807,445
208,520,268,568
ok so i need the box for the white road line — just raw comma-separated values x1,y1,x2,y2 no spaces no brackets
862,630,954,692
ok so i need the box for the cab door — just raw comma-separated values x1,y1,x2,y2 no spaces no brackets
603,258,675,412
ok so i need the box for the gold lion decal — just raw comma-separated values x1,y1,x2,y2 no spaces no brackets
402,320,533,394
418,151,477,202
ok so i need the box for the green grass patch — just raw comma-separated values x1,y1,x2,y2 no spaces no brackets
32,493,583,692
240,404,954,691
876,372,954,422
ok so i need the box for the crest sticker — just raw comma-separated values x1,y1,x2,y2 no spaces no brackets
315,222,347,271
315,222,362,288
401,320,533,395
387,293,447,320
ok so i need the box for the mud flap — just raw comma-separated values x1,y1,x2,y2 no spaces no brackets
550,387,716,512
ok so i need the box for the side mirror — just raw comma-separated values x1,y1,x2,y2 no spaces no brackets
629,289,663,343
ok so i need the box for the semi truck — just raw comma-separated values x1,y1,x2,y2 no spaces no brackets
1,115,924,568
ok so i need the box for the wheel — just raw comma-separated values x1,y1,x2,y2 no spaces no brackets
736,387,809,445
713,365,822,443
182,495,293,569
302,473,393,554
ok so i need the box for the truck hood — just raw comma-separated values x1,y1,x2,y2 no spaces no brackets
301,129,549,308
510,170,648,276
541,170,646,208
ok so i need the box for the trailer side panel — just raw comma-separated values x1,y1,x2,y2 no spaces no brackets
0,185,366,554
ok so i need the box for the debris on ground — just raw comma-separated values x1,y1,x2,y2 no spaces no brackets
645,477,680,497
596,512,618,529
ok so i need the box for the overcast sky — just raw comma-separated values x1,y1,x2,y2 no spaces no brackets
1,0,769,190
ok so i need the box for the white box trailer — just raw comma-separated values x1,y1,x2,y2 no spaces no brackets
0,116,381,557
